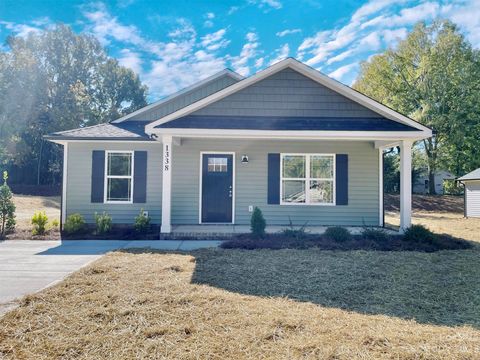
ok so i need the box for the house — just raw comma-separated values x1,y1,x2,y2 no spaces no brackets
45,58,432,234
413,169,456,195
457,168,480,218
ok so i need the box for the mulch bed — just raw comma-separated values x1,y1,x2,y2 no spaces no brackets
220,233,473,252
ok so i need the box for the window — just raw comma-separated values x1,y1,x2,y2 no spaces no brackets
281,154,335,205
105,151,133,203
208,157,228,172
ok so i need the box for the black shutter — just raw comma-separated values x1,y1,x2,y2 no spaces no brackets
336,154,348,205
91,150,105,203
267,153,280,205
133,151,147,203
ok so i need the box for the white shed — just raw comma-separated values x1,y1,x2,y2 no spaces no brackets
457,168,480,218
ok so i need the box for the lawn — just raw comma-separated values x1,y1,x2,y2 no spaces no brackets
385,194,480,242
1,248,479,359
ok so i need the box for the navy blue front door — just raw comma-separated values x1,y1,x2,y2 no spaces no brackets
202,154,233,223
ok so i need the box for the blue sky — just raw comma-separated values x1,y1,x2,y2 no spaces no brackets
1,0,479,101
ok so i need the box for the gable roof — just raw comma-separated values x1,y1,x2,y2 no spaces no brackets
44,121,152,142
457,168,480,182
145,58,432,136
112,69,244,124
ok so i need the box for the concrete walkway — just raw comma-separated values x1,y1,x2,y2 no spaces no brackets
0,239,220,315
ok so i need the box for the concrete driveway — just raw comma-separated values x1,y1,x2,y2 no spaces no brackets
0,239,220,315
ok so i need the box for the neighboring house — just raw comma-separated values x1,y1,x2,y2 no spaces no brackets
45,58,432,233
457,168,480,218
413,169,456,195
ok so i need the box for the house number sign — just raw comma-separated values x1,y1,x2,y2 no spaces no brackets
164,144,170,172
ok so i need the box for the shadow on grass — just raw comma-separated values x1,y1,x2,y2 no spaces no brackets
190,248,480,328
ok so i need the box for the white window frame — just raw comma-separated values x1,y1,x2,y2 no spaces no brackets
280,153,336,206
104,150,134,204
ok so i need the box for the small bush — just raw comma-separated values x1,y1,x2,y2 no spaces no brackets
50,219,60,230
282,217,308,240
250,207,266,238
403,224,436,243
0,171,16,237
95,212,112,235
135,209,151,233
361,227,388,242
324,226,351,242
31,211,48,235
64,213,86,234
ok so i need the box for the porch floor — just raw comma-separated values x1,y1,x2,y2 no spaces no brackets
171,224,397,235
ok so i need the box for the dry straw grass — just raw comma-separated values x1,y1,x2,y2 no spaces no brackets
1,249,479,359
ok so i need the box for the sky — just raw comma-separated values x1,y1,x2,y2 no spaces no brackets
1,0,479,101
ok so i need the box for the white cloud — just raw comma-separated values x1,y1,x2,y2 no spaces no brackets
276,28,301,37
269,43,289,65
442,0,480,47
200,29,230,51
203,12,215,27
382,28,408,47
231,32,260,76
359,31,381,50
0,18,51,38
326,49,355,65
255,57,265,68
248,0,282,11
328,63,357,81
118,49,142,74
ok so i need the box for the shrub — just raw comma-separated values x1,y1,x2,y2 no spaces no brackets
443,179,463,196
135,209,151,233
64,213,86,234
0,171,16,237
250,207,266,238
361,227,389,242
282,217,308,240
324,226,351,242
50,219,60,230
31,211,48,235
403,224,436,243
95,212,112,235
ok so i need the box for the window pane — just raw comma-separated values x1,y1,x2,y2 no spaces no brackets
310,180,333,204
108,153,132,176
283,155,305,178
207,157,227,172
107,178,131,201
311,155,333,179
282,180,305,203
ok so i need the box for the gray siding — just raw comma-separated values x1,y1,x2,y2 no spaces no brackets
129,75,238,121
465,181,480,218
65,139,380,226
172,139,380,226
66,142,163,224
193,68,383,118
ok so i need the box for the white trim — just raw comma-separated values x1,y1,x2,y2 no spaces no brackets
161,136,173,233
145,58,432,137
112,69,244,124
61,142,68,228
149,128,428,141
103,150,134,204
199,151,236,224
399,140,413,232
47,139,155,145
379,148,384,227
280,153,336,206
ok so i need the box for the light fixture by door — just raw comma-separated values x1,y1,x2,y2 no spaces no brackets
241,154,249,164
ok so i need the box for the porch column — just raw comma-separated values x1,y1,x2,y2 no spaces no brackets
399,139,413,233
161,135,172,233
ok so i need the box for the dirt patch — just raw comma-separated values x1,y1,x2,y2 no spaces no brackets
0,250,479,359
385,194,464,213
13,195,60,229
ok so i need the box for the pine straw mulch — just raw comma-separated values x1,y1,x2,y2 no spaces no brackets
1,249,479,359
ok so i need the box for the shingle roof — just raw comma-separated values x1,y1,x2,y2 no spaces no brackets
44,121,152,141
156,115,419,131
457,168,480,181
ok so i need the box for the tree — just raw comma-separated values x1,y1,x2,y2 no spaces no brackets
354,20,480,194
0,25,148,185
0,171,16,237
